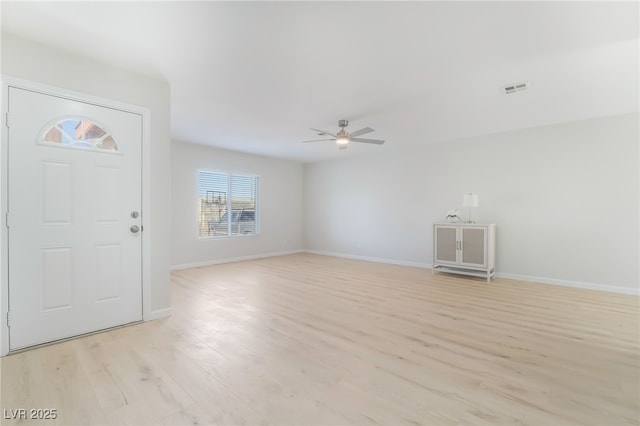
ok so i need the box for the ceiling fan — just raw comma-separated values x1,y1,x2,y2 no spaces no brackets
301,119,385,150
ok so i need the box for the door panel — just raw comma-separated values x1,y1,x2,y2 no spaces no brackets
42,161,72,223
41,247,73,310
95,244,122,302
8,87,143,350
461,228,486,266
435,226,458,264
95,166,121,222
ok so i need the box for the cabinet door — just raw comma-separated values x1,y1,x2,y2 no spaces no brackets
460,227,486,267
435,226,458,265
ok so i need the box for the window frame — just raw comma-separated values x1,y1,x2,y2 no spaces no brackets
197,169,260,239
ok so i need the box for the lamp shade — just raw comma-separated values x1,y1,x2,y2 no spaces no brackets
463,193,478,207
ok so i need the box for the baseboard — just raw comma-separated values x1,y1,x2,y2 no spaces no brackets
496,272,639,296
303,249,639,296
304,249,432,269
170,249,304,271
145,307,172,321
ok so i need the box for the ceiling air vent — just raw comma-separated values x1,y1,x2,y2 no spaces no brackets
503,81,529,95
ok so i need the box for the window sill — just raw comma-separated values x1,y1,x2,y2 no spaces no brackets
198,233,260,240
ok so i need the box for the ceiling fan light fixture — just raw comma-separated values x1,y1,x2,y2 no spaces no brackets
301,119,385,149
336,129,349,145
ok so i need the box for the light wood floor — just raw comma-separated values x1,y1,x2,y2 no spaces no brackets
1,253,639,425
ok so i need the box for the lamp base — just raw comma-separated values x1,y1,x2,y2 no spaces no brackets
465,205,476,224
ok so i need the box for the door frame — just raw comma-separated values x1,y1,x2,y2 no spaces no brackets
0,76,152,355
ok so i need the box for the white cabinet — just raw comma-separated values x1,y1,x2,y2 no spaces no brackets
433,223,496,282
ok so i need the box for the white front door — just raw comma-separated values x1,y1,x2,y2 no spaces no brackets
7,87,143,351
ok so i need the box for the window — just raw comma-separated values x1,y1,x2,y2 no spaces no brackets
198,170,258,237
41,118,118,152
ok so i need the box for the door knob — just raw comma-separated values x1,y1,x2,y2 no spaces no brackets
130,225,140,233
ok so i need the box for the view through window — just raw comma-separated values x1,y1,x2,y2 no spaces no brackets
198,170,258,237
41,118,118,152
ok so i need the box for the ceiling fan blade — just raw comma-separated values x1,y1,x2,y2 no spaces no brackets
349,127,374,137
351,137,385,145
310,128,336,137
301,138,335,143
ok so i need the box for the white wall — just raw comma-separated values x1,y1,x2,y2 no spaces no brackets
171,141,304,268
304,113,639,293
1,33,172,314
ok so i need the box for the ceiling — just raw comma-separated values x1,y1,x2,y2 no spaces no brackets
1,1,638,163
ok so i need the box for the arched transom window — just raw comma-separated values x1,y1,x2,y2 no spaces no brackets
41,119,118,152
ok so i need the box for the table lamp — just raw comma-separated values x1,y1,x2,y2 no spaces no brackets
463,193,478,223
